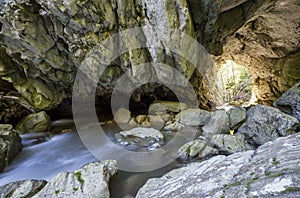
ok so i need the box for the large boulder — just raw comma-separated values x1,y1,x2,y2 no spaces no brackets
202,110,230,136
274,83,300,122
175,109,211,127
32,160,117,198
136,134,300,197
0,124,22,172
227,106,247,130
16,111,51,134
0,180,47,198
238,105,299,146
211,134,252,155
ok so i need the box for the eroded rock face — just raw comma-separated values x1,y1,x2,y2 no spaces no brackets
216,0,300,104
0,180,47,198
0,0,223,122
0,124,22,172
274,82,300,122
136,134,300,198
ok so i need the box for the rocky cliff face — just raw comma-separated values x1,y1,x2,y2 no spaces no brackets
0,0,299,121
210,0,300,104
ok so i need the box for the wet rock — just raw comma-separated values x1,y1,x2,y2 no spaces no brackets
136,134,300,198
32,160,117,198
211,134,252,155
114,108,131,124
149,101,188,115
202,110,230,136
274,83,300,122
163,121,184,131
175,109,211,127
238,105,299,146
21,132,52,147
114,127,164,149
178,139,218,160
0,124,22,172
227,106,247,129
16,111,51,134
0,180,47,198
118,128,163,140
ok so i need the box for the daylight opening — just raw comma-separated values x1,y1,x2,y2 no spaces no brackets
219,60,253,106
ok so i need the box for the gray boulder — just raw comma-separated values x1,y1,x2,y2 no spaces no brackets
274,83,300,122
0,180,47,198
227,106,247,129
202,110,230,136
16,111,51,134
238,105,299,146
0,124,22,172
33,160,117,198
175,109,211,127
136,134,300,198
178,139,218,159
211,134,252,154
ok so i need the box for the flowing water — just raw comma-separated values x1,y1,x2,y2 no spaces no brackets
0,119,194,197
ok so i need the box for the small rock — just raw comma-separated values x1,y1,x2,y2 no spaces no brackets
274,83,300,122
163,121,183,131
238,105,299,146
0,180,47,198
114,108,131,124
32,160,117,198
16,111,51,134
227,106,247,129
176,109,211,126
136,115,147,124
178,139,218,159
211,134,252,154
149,115,165,130
202,110,230,136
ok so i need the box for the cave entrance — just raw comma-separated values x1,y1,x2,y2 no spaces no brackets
129,83,179,117
219,60,253,106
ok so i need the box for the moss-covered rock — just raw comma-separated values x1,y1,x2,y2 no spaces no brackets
0,124,22,172
16,111,51,134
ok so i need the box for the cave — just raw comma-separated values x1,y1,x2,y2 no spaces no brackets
0,0,299,197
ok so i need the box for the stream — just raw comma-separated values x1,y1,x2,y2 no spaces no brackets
0,119,191,197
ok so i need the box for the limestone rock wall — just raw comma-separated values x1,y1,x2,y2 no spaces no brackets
0,0,224,120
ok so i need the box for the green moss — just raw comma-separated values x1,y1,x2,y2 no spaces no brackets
73,187,78,191
74,171,84,184
284,187,300,193
245,177,259,194
55,190,60,195
272,157,280,165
